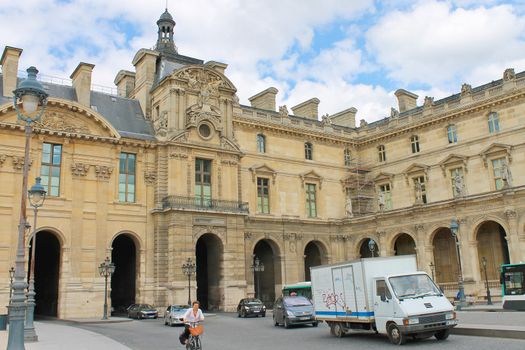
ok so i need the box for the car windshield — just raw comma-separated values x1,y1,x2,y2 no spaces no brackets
140,304,155,309
389,274,441,299
172,305,189,311
284,296,311,307
245,299,262,305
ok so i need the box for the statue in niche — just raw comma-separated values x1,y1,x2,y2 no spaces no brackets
453,172,464,197
345,196,353,218
502,162,513,188
378,191,385,211
414,181,423,203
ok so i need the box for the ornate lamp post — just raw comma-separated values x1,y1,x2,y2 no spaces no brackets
8,267,15,301
25,177,46,341
450,218,466,311
429,261,435,281
8,66,48,350
481,257,493,305
182,258,196,306
368,239,377,258
98,257,115,320
250,256,265,299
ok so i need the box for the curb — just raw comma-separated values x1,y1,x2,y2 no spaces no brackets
451,326,525,340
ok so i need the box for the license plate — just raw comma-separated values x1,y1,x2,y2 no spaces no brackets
253,310,260,313
300,317,310,320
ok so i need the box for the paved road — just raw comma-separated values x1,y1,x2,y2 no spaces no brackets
74,313,525,350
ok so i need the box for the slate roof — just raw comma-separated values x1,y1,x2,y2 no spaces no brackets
0,74,155,140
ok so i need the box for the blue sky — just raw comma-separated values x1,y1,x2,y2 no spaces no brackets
1,0,525,122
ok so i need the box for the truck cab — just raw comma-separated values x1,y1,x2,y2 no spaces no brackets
373,273,457,344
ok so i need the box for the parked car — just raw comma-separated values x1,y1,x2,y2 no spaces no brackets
127,304,158,319
273,296,317,328
164,304,190,326
237,298,266,318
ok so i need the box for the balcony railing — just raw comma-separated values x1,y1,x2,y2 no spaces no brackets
161,195,249,214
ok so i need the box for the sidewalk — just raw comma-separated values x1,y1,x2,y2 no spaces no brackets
0,319,133,349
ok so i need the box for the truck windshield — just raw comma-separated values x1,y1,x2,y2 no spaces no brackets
389,274,441,299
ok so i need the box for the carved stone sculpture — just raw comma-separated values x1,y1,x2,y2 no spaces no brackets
278,105,289,118
378,191,385,210
453,173,464,197
502,162,513,188
321,113,332,125
503,68,515,81
345,196,353,218
390,107,399,118
461,83,472,95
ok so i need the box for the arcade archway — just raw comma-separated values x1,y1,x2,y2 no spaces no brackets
432,228,458,284
253,239,282,307
304,241,325,281
394,233,416,256
196,233,223,311
476,221,509,280
111,234,137,315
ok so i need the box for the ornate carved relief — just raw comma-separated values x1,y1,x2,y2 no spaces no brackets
34,111,90,134
94,166,113,180
279,105,289,118
0,154,6,167
503,68,516,81
192,225,226,242
300,170,323,189
504,209,517,220
169,147,189,159
153,111,168,137
423,96,434,108
244,232,253,241
250,164,277,184
71,163,90,176
144,170,156,185
12,156,32,170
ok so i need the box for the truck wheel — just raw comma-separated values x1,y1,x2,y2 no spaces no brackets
387,324,406,345
332,323,344,338
434,329,450,340
312,321,318,327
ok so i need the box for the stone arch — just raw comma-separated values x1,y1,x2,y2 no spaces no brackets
469,215,510,242
252,237,283,307
475,220,510,281
303,240,329,281
110,232,140,315
357,236,380,258
110,230,143,251
426,223,452,247
432,227,458,284
26,225,67,248
392,233,417,256
196,233,224,311
386,231,417,254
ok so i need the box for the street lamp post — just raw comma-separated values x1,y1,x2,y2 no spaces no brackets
368,239,377,258
7,66,48,350
450,218,466,311
429,261,435,281
182,258,196,306
250,256,265,299
98,257,115,320
481,257,493,305
25,177,47,341
8,267,15,301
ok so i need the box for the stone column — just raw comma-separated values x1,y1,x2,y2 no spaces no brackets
504,209,523,262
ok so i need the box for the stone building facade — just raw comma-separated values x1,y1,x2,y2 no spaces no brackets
0,10,524,317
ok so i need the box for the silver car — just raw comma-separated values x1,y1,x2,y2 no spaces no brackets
164,304,190,326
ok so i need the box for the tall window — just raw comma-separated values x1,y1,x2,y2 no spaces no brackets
195,158,212,206
414,176,427,204
488,112,500,134
119,152,136,202
447,125,457,144
410,135,420,153
305,184,317,218
378,145,386,162
40,143,62,197
450,168,464,198
344,148,352,166
378,184,393,210
305,142,313,160
257,177,269,213
492,158,505,190
256,134,266,153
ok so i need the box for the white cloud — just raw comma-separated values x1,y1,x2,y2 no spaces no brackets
366,1,525,89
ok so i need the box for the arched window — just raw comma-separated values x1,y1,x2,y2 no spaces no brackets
378,145,386,162
305,142,313,160
344,148,352,166
256,134,266,153
488,112,500,134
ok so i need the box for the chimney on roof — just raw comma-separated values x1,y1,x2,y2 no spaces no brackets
291,98,320,120
248,87,278,111
1,46,23,98
330,107,357,128
114,70,136,98
394,89,418,113
205,61,228,75
70,62,95,107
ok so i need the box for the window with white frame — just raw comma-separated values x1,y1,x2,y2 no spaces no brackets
491,158,505,190
195,158,212,206
447,125,458,144
119,152,136,202
305,183,317,218
378,145,386,162
378,183,393,210
488,112,500,134
257,177,269,213
41,143,62,197
410,135,420,153
256,134,266,153
413,176,427,204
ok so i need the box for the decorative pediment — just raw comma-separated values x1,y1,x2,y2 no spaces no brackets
249,164,277,184
300,170,323,189
479,143,512,167
374,172,395,184
403,163,429,183
173,65,237,93
219,136,242,153
439,154,468,175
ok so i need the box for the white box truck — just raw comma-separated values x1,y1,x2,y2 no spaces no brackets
311,255,457,345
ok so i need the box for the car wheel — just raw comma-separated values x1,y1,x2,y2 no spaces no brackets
273,315,279,327
434,329,450,340
137,313,142,320
387,323,406,345
164,318,168,325
312,321,318,327
284,317,291,329
332,322,344,338
241,309,246,318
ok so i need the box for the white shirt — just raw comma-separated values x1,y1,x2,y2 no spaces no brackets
183,308,204,322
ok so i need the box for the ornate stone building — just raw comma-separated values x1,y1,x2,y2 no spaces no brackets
0,10,524,317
